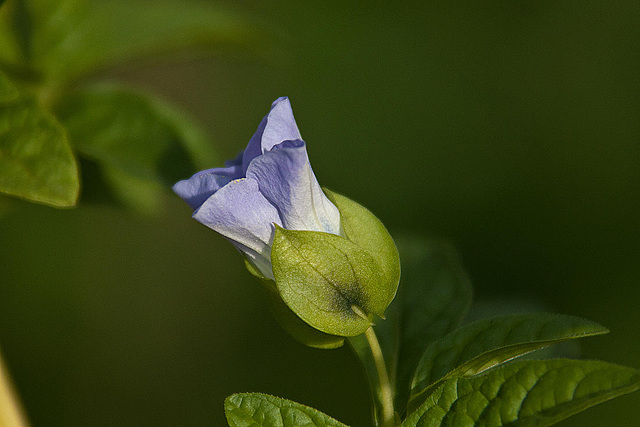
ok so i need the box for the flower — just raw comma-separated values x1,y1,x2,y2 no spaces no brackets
174,97,400,343
172,97,341,279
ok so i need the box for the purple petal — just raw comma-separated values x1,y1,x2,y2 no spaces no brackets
172,156,244,210
242,97,302,173
246,139,341,235
192,177,282,277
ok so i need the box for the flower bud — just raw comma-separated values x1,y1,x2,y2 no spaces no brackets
173,98,399,343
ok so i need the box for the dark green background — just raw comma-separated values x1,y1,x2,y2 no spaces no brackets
1,1,639,425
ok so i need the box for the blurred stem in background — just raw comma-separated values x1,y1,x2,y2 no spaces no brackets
0,350,28,427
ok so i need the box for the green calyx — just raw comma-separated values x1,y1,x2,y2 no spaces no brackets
269,190,400,339
325,189,400,309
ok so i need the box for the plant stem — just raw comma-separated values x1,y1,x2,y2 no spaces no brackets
0,351,29,427
364,326,395,427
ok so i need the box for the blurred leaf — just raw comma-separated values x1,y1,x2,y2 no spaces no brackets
10,0,83,65
56,84,217,187
0,0,31,66
74,156,162,215
225,393,348,427
0,195,17,218
395,239,473,413
407,313,609,413
0,95,79,207
272,226,384,337
0,24,19,70
101,165,163,216
0,70,18,102
2,0,255,83
402,359,640,427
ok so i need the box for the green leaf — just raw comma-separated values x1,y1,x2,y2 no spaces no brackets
266,288,345,350
462,298,588,361
407,313,609,413
0,71,18,103
56,84,217,187
325,189,400,309
394,239,473,413
402,359,640,427
0,95,79,206
3,0,256,83
225,393,349,427
0,1,28,67
8,0,84,65
271,226,387,337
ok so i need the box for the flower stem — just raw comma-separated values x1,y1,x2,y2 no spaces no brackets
364,326,395,427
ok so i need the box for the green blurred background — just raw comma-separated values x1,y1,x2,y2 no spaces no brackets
1,1,639,425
